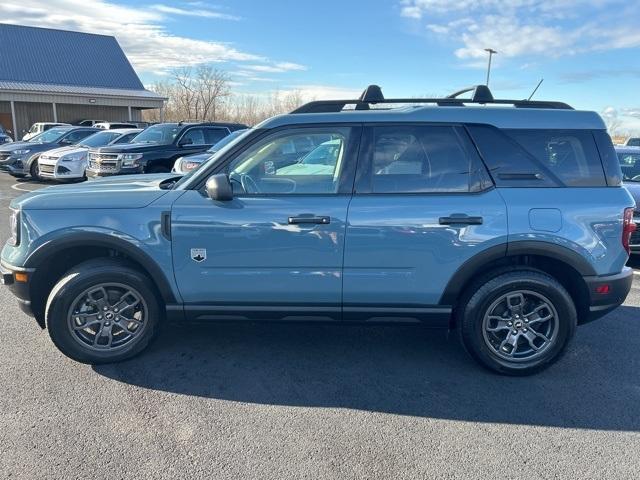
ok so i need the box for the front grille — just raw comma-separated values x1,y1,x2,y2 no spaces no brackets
88,152,121,172
39,164,55,174
89,160,119,172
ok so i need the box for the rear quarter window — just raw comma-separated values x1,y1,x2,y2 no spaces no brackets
467,125,608,187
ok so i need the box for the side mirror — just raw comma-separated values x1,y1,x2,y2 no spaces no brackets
179,137,193,147
205,173,233,201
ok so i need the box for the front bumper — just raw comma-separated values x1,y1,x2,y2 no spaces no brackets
1,261,36,320
0,154,29,175
38,160,86,180
582,267,634,323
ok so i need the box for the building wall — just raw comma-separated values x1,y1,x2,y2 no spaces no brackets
0,101,144,139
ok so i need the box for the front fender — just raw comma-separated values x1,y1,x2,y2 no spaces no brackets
23,227,179,304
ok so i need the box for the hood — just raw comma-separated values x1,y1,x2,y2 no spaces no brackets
624,182,640,211
40,145,87,158
12,173,179,210
0,141,56,154
93,142,165,154
0,140,32,152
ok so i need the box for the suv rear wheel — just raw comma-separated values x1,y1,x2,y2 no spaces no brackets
457,270,577,375
45,259,162,364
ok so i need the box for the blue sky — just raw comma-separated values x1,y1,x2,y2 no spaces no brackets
2,0,640,131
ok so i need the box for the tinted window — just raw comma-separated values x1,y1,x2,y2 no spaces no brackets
204,128,229,145
133,124,180,145
593,130,622,186
627,138,640,147
362,125,488,193
112,132,138,144
505,129,606,187
182,128,206,146
226,127,352,194
64,130,95,144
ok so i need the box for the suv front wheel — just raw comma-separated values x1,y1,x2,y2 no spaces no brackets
45,259,162,364
458,270,577,375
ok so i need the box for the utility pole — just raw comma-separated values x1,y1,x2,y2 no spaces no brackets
484,48,497,86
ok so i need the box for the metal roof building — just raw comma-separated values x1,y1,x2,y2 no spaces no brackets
0,24,165,139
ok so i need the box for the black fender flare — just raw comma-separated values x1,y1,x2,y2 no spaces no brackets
439,240,596,306
24,231,178,304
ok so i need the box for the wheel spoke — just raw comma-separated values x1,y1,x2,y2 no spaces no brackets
486,316,511,333
499,331,519,356
87,287,110,312
72,313,102,331
110,290,140,314
524,304,554,326
506,292,525,313
522,330,541,351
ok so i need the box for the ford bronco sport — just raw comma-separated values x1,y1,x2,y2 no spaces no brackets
1,85,635,375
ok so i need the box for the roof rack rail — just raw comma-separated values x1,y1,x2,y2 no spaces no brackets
290,84,573,114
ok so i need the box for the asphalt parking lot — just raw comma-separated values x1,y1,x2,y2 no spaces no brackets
0,175,639,480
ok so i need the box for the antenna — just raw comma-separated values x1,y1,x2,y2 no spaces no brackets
528,78,544,101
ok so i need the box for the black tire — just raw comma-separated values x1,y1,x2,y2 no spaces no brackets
146,164,170,174
457,269,577,376
29,159,41,181
45,259,163,364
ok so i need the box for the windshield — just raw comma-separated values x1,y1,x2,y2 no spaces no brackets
619,152,640,182
28,128,68,144
172,128,254,189
131,124,181,145
206,129,247,153
79,131,122,148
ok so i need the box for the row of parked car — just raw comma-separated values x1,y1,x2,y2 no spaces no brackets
0,121,247,181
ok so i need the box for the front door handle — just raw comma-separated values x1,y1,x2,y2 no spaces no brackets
439,215,483,225
288,216,331,225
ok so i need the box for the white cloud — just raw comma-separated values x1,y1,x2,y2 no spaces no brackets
243,62,308,73
400,0,640,61
279,85,362,101
150,4,241,20
0,0,276,74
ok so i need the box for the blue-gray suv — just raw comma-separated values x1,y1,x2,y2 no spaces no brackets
1,85,636,375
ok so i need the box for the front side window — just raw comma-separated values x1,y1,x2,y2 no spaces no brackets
181,128,206,146
226,127,351,194
362,125,485,193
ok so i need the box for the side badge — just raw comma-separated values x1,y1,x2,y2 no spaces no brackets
191,248,207,263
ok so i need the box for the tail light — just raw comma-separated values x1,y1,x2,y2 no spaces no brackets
622,207,636,255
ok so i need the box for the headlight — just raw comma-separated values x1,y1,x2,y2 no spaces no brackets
183,161,202,171
8,209,20,246
122,153,143,167
13,149,30,155
61,152,87,162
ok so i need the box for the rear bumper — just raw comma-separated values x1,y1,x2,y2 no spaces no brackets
581,267,634,323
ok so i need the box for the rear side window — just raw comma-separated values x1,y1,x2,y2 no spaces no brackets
357,125,491,194
204,128,229,145
506,129,606,187
467,125,607,187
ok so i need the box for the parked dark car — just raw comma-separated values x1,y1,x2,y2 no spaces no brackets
172,128,248,173
616,145,640,252
0,126,99,179
87,122,247,177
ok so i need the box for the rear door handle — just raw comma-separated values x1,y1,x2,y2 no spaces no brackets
439,215,483,225
288,216,331,225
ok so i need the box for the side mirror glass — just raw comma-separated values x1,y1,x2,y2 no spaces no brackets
206,173,233,201
179,137,193,147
